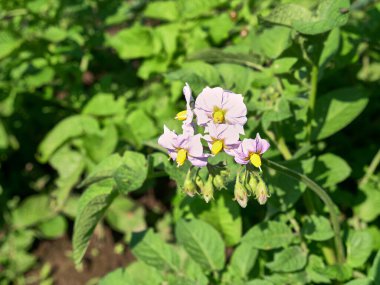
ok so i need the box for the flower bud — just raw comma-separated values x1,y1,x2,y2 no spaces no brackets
246,173,258,194
213,174,226,190
234,175,248,208
255,178,270,205
201,176,214,203
183,170,198,197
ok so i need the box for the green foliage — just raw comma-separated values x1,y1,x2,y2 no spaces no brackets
242,221,295,250
130,229,180,272
0,0,379,283
175,219,225,271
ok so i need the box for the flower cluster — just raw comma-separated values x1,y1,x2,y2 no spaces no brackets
158,83,271,207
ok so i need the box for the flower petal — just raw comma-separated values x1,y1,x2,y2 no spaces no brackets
195,86,224,112
187,134,204,157
254,133,270,154
158,125,177,150
188,155,208,167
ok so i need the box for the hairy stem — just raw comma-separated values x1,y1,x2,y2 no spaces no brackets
307,64,319,140
262,158,345,264
360,148,380,187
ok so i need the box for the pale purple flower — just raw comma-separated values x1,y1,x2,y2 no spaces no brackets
175,83,195,136
233,133,270,168
158,125,208,167
194,87,247,134
203,124,240,156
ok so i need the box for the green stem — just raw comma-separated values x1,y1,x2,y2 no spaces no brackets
307,65,319,140
277,136,292,160
359,148,380,187
262,158,345,264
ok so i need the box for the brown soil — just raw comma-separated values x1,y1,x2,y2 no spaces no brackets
27,226,134,285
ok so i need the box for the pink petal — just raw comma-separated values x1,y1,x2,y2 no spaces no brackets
222,125,240,145
255,133,270,154
241,138,256,156
187,134,204,157
194,108,211,126
195,86,224,112
188,155,208,167
158,125,177,150
183,82,193,105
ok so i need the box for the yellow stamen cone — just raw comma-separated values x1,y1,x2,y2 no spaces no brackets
250,153,262,168
175,110,187,121
213,110,225,123
211,140,223,155
176,149,187,166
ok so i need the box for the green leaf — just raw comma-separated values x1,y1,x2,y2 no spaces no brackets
178,0,226,19
242,221,295,250
346,230,373,268
42,26,67,42
0,31,22,60
317,264,353,282
188,49,262,71
262,98,292,130
175,219,225,271
83,124,118,163
79,154,123,188
12,195,52,229
270,57,298,74
167,61,221,94
266,246,307,273
143,1,179,21
262,0,350,35
302,215,334,241
37,215,67,239
311,153,351,188
82,93,125,116
216,64,253,94
130,229,180,271
229,242,258,279
311,87,369,140
202,14,234,44
246,280,273,285
344,279,373,285
319,28,341,68
106,26,161,59
24,66,55,88
99,262,163,285
114,151,148,194
105,196,146,236
354,179,380,223
257,26,292,59
189,191,242,246
369,250,380,284
125,109,157,148
306,255,330,284
73,179,118,264
38,115,99,163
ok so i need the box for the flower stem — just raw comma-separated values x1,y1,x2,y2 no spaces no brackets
262,158,345,264
359,148,380,187
307,64,319,141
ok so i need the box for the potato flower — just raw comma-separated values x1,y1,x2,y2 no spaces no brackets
194,87,247,134
158,125,208,167
233,134,270,169
175,83,194,135
203,124,241,156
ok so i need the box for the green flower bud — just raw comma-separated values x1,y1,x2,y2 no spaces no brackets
255,177,270,205
246,173,258,194
234,175,248,208
183,170,198,197
201,176,214,203
213,174,226,190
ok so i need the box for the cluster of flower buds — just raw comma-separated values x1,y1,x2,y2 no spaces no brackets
158,83,271,207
